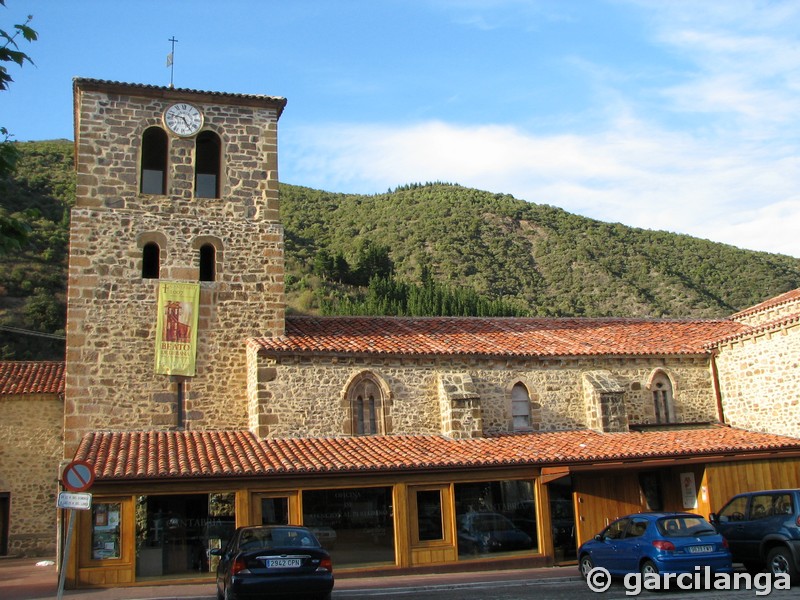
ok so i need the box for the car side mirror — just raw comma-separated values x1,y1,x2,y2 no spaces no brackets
708,513,718,524
594,534,603,542
209,548,224,556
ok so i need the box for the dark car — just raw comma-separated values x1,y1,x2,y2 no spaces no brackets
210,525,334,600
709,488,800,582
578,512,732,577
456,512,534,555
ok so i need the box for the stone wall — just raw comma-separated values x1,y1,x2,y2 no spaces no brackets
0,394,62,556
65,82,285,457
715,322,800,438
251,353,719,438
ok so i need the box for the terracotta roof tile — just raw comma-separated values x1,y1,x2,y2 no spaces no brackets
707,313,800,348
0,361,65,395
249,316,750,358
73,426,800,482
731,288,800,320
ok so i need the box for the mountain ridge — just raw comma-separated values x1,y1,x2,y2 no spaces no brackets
1,140,799,360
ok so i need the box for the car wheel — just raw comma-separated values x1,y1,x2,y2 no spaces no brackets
767,547,799,583
579,554,595,578
640,559,659,576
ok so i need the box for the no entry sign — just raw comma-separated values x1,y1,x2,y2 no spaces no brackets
62,460,95,492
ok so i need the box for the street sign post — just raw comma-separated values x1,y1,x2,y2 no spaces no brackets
58,461,95,600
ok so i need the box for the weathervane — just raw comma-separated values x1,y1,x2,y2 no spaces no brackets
166,36,178,88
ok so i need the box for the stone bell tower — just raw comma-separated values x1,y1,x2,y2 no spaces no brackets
64,79,287,457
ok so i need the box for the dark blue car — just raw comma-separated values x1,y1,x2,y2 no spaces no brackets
578,512,732,577
211,525,334,600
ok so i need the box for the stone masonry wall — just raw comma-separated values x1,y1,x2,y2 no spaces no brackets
65,83,285,457
0,394,62,556
252,353,718,438
715,322,800,438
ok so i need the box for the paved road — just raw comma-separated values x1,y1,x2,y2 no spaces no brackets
340,576,796,599
1,557,795,600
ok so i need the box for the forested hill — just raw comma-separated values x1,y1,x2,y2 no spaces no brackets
281,183,800,318
2,140,800,360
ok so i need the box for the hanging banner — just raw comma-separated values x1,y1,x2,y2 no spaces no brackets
154,281,200,376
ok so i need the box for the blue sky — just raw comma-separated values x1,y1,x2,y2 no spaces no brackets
3,1,800,257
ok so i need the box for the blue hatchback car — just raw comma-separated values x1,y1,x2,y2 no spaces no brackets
578,512,733,577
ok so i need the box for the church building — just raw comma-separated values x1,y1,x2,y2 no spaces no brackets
1,79,800,589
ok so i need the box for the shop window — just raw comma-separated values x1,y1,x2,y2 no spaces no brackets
142,242,160,279
195,131,221,199
511,382,532,431
199,244,216,282
416,489,444,542
302,487,394,568
135,492,235,579
91,502,122,560
260,497,289,525
141,126,168,195
454,480,537,559
347,374,386,435
650,371,675,424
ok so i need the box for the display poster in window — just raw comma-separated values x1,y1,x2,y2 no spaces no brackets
154,281,200,376
680,472,697,509
92,503,121,560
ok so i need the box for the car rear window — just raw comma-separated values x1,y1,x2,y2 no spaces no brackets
656,516,716,537
239,527,320,549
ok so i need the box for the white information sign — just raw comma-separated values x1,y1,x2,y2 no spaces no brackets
58,491,92,510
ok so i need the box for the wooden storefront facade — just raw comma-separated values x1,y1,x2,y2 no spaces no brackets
63,431,800,588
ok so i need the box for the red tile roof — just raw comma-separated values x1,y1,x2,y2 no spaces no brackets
0,361,65,395
249,316,749,358
731,288,800,320
73,426,800,482
707,313,800,348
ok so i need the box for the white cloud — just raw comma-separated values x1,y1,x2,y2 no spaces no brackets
284,113,800,256
280,0,800,258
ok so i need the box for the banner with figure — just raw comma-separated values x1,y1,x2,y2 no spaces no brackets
154,281,200,376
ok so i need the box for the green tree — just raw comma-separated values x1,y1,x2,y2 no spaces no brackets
0,2,37,252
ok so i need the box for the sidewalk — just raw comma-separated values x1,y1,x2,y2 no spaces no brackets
0,556,580,599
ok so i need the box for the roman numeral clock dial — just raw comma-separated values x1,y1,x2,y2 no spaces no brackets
164,102,203,136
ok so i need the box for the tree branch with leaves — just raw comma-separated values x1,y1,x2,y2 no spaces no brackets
0,1,37,252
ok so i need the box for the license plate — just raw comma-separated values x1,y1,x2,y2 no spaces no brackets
265,558,302,568
688,545,713,553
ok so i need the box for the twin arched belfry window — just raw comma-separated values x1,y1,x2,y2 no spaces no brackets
141,240,218,282
140,126,221,199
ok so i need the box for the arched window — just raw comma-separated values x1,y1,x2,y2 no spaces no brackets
195,130,221,198
142,242,160,279
347,374,386,435
199,243,216,282
650,372,675,424
511,382,532,431
140,127,168,195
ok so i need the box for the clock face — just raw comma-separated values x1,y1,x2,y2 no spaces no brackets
164,103,203,137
